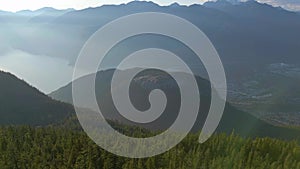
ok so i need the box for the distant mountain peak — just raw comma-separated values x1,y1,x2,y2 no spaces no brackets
205,0,286,13
16,7,74,16
35,7,57,12
170,2,181,7
126,0,159,7
244,0,260,5
204,0,234,8
216,0,241,5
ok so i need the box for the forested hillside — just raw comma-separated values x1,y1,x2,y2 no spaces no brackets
50,69,300,141
0,71,74,125
0,126,299,169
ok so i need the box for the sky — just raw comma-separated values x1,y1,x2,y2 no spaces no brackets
0,0,299,12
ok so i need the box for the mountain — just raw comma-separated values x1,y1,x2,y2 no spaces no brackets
17,7,73,16
204,0,296,18
0,71,74,125
27,8,75,23
11,0,299,64
45,0,300,126
204,0,237,8
49,69,300,140
1,1,300,64
19,1,233,62
226,0,240,4
0,11,29,23
2,1,300,69
1,1,300,126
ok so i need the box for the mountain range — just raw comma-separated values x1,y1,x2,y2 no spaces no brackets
50,69,300,140
0,61,298,140
1,0,300,63
0,0,300,127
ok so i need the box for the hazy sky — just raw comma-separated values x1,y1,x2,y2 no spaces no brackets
0,0,299,12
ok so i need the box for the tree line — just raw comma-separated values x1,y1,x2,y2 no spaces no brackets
0,126,299,169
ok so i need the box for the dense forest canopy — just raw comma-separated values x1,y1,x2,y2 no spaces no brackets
0,126,299,169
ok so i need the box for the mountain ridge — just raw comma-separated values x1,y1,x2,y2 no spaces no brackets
0,70,74,126
49,69,300,140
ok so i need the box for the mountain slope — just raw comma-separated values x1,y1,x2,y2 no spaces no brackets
0,71,74,125
27,8,75,23
11,0,299,65
49,69,300,140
